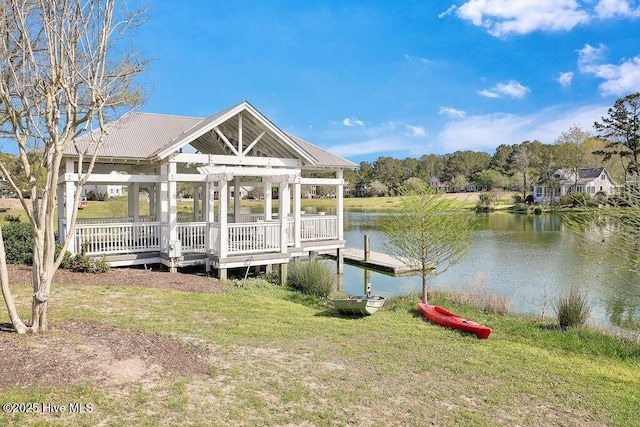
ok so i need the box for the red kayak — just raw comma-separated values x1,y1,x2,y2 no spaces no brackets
417,303,491,339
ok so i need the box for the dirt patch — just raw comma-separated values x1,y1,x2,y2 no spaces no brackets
0,320,211,390
1,264,227,390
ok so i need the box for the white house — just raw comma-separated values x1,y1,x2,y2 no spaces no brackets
532,167,618,204
81,171,126,199
58,101,356,280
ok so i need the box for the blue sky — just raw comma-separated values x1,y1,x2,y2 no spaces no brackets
134,1,640,163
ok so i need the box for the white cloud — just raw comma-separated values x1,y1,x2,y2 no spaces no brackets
405,124,426,137
578,43,608,73
454,0,590,37
596,57,640,96
557,71,574,87
321,104,610,159
404,54,436,64
478,80,530,99
595,0,640,19
343,117,364,127
436,104,609,153
577,43,640,96
438,106,467,118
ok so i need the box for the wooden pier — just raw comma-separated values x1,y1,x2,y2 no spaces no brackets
317,235,421,276
337,248,418,275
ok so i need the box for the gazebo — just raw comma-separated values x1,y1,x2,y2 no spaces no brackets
58,101,356,280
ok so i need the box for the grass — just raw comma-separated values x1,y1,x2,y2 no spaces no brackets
555,287,592,330
1,279,639,426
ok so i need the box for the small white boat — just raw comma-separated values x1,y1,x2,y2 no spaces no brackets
332,294,386,315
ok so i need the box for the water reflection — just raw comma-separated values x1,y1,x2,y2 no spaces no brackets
337,210,639,336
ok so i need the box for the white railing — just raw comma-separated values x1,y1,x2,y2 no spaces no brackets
226,213,279,223
75,222,161,255
77,215,156,224
301,215,338,241
72,215,339,257
227,222,281,255
178,222,206,252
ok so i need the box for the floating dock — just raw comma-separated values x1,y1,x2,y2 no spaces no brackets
323,248,419,276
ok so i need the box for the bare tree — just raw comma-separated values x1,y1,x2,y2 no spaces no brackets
555,125,592,185
0,0,146,333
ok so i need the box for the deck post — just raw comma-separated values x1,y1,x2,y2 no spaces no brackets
56,184,65,245
219,178,229,258
279,181,290,253
364,234,370,261
64,160,76,254
233,175,241,222
279,263,288,286
337,170,344,240
160,160,178,261
264,181,272,220
149,184,156,218
336,248,344,275
194,184,200,221
204,179,216,272
128,182,140,221
293,181,301,248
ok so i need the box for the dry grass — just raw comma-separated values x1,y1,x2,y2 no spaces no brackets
445,272,511,314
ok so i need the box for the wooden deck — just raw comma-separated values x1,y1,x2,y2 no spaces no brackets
323,248,420,276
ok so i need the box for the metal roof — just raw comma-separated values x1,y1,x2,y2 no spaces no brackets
287,133,356,169
66,102,355,170
66,112,202,159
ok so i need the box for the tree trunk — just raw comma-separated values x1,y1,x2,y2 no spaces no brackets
421,273,428,304
0,228,28,334
30,237,53,333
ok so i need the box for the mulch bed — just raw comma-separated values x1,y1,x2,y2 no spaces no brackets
6,263,229,294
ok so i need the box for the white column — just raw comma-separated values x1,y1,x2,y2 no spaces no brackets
129,182,140,221
219,178,228,258
160,161,178,252
64,160,76,254
56,184,65,244
234,175,241,222
279,181,290,253
337,170,344,240
204,180,216,256
149,184,156,220
264,181,272,220
194,184,200,221
293,181,301,248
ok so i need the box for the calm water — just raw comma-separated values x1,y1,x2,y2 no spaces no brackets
335,210,640,336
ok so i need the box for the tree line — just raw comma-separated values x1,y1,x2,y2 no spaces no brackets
341,92,640,197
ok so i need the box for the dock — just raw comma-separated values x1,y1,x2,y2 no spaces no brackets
322,248,419,276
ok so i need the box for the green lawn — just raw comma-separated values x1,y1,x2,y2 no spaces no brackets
1,279,638,426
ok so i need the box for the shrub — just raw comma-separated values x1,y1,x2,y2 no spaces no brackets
287,259,335,298
476,192,498,211
4,214,21,222
555,287,591,330
2,221,34,264
66,242,110,273
558,195,572,206
570,193,592,208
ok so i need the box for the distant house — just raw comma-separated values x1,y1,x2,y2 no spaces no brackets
532,167,618,204
429,176,448,192
81,171,126,199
